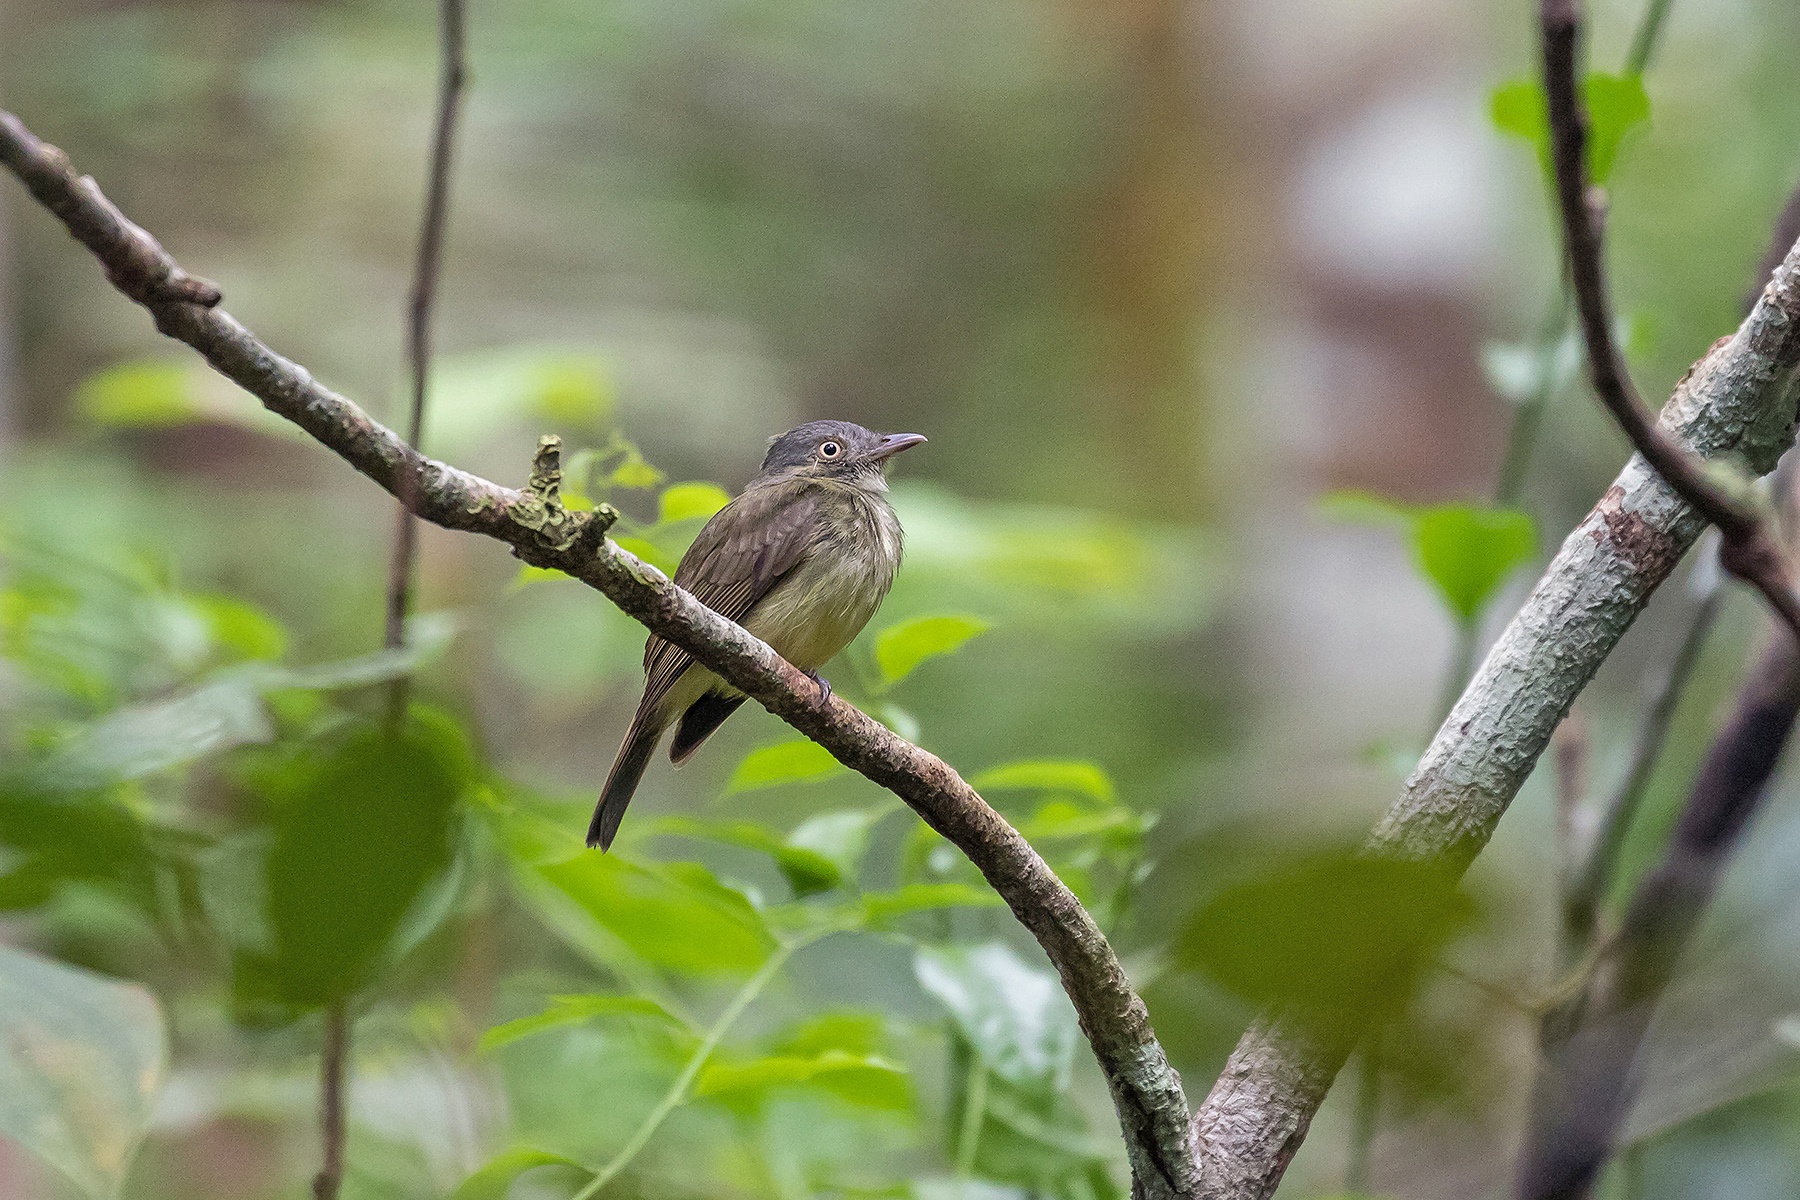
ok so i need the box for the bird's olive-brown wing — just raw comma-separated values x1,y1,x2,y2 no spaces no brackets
637,483,822,716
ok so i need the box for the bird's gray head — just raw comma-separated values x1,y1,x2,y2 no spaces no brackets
757,420,926,489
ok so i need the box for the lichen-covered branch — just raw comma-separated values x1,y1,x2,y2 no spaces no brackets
1192,240,1800,1198
0,108,1198,1200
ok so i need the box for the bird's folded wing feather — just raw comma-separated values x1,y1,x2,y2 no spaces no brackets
638,484,821,715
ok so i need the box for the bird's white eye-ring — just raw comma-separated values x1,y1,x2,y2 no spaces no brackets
818,440,842,459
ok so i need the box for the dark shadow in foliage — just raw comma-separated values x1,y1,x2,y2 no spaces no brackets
224,706,471,1015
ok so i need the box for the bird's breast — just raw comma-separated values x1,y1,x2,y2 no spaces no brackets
743,492,902,671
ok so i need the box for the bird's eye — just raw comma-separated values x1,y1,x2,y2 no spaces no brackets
818,440,842,459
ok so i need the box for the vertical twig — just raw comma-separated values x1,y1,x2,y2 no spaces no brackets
314,4,467,1198
384,0,469,723
311,1003,350,1200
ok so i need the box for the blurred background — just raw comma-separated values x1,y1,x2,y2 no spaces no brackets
4,0,1800,1196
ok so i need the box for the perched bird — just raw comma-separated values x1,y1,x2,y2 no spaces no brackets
587,420,926,850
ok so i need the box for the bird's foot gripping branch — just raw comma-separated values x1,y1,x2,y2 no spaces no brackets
0,108,1200,1200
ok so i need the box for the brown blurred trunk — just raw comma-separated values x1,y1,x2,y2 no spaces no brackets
1073,0,1213,514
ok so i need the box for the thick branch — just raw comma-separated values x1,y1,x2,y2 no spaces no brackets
0,110,1197,1199
1192,246,1800,1198
1516,635,1800,1200
1541,0,1800,642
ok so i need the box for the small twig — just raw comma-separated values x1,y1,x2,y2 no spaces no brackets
311,1002,350,1200
384,0,468,726
1541,0,1800,647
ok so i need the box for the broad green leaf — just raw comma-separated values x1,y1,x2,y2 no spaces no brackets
1175,848,1473,1026
0,944,166,1199
540,853,775,975
968,760,1116,805
233,707,471,1008
657,482,732,525
913,943,1078,1089
862,883,1004,927
788,808,889,883
451,1146,591,1200
1017,800,1146,842
480,994,682,1054
1490,73,1650,185
874,614,990,684
650,815,844,897
777,1010,888,1058
73,360,298,438
510,564,569,590
612,535,678,574
191,595,288,662
695,1050,909,1110
727,739,845,794
1410,504,1536,623
34,675,273,791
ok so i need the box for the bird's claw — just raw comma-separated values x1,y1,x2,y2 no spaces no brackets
804,670,832,709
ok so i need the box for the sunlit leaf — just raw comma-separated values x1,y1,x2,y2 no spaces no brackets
480,994,683,1054
1017,800,1146,842
420,348,613,453
727,739,845,794
874,614,990,684
1410,504,1536,623
863,883,1004,927
0,944,166,1200
914,943,1078,1089
540,853,775,975
657,482,732,525
451,1146,591,1200
650,815,844,896
191,595,287,662
1490,73,1650,185
612,535,678,574
969,760,1116,805
697,1050,910,1110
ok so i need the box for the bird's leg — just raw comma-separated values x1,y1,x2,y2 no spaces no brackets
804,669,832,709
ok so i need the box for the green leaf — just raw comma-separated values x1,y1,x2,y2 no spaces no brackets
968,760,1116,805
727,739,845,794
657,482,732,525
695,1050,909,1110
787,808,888,883
74,361,198,426
874,614,990,684
479,994,682,1054
232,707,471,1009
451,1146,591,1200
1490,73,1650,185
862,883,1004,927
913,943,1078,1089
650,816,844,897
1175,848,1473,1025
540,853,775,975
1409,504,1537,623
419,348,613,453
33,675,273,790
612,535,678,575
0,944,166,1199
1016,799,1146,842
191,595,288,662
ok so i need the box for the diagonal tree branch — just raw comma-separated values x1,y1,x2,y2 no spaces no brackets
1541,0,1800,643
0,109,1199,1200
1191,213,1800,1200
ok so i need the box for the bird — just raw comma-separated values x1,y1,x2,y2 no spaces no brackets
587,420,926,850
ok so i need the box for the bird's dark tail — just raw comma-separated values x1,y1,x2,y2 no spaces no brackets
588,710,662,851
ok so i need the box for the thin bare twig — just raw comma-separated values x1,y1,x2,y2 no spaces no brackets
385,0,468,723
315,4,466,1196
0,110,1199,1200
311,1003,350,1200
1541,0,1800,644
